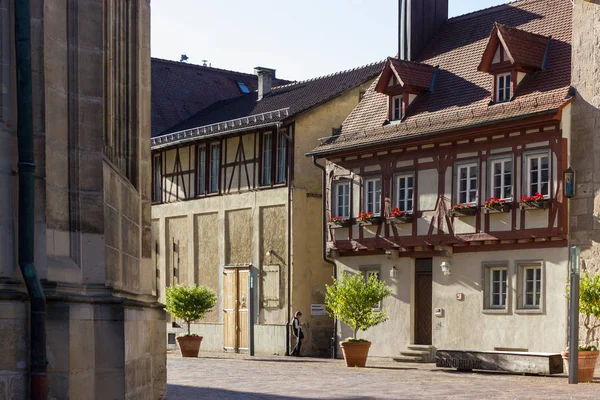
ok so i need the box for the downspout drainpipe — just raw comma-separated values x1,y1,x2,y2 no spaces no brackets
15,1,48,399
311,156,338,359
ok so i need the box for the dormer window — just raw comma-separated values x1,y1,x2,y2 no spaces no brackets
496,73,511,103
375,57,437,122
391,95,403,121
478,23,551,104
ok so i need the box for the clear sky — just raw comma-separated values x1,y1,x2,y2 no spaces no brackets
151,0,510,81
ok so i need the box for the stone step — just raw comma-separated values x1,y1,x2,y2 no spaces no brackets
407,344,434,351
401,350,430,357
392,355,424,363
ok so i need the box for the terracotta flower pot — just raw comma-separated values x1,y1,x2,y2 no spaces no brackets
561,349,599,382
340,341,371,367
176,335,203,357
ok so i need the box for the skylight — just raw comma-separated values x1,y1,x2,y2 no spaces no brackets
237,81,250,94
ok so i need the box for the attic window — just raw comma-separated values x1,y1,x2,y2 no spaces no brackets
496,73,511,103
237,81,251,94
391,95,403,121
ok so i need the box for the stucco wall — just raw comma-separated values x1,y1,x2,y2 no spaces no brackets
194,212,220,323
334,247,568,357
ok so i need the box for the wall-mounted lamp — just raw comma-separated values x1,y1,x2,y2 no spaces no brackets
385,249,399,260
390,265,399,278
440,261,451,276
564,166,575,198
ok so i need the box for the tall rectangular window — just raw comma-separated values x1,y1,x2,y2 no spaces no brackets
490,268,508,308
496,73,511,103
457,163,478,204
523,266,542,308
275,131,287,184
262,132,272,185
391,95,403,121
526,153,549,197
364,177,382,215
152,154,162,203
490,158,512,200
209,143,220,193
334,181,350,219
395,174,414,212
197,146,206,196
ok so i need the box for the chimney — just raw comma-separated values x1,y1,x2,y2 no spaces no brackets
254,67,276,100
399,0,448,61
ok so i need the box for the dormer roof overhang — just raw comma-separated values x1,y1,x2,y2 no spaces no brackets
478,22,551,73
375,57,437,95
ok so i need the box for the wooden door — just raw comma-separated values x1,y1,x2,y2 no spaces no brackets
415,258,432,345
223,268,250,352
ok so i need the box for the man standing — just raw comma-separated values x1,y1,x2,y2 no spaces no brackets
290,311,304,357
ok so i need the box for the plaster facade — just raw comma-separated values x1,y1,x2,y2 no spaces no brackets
0,1,165,398
153,82,374,357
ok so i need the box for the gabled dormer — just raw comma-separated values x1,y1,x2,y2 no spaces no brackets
478,23,552,104
375,57,438,122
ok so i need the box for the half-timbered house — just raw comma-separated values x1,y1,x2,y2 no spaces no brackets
308,0,574,359
151,63,382,355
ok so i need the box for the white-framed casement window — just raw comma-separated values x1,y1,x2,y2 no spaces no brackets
261,132,272,186
525,152,550,197
490,157,513,200
209,143,220,193
334,181,350,219
152,153,162,203
364,177,382,215
275,130,287,184
196,145,206,196
391,95,403,121
496,72,511,103
361,267,382,310
516,262,543,311
483,263,509,311
395,173,414,212
456,162,478,204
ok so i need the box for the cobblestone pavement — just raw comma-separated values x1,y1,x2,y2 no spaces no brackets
167,352,600,399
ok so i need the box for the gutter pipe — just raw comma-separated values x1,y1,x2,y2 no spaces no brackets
15,1,48,398
311,156,338,359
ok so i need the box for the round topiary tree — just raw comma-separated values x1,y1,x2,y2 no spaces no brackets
325,272,392,340
165,285,217,336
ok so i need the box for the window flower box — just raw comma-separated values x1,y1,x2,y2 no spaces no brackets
450,204,477,217
387,208,413,224
357,212,383,226
483,197,512,214
519,193,550,210
328,217,353,229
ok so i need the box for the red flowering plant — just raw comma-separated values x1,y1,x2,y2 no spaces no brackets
520,192,545,205
483,196,507,210
330,216,348,224
450,203,474,212
357,212,379,224
391,208,407,218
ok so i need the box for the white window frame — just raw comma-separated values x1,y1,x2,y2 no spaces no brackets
334,181,350,219
496,72,511,103
208,143,220,194
361,267,382,311
489,157,513,200
261,132,272,186
522,265,542,309
456,162,478,205
364,177,382,216
275,130,287,184
489,267,508,309
197,145,206,196
525,152,550,198
152,153,162,203
516,261,544,312
391,95,403,121
394,173,414,213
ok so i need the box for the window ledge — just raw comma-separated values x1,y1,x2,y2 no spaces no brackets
515,308,543,315
482,308,509,315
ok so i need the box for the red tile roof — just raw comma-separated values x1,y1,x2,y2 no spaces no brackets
479,23,550,72
375,58,436,93
310,0,572,156
151,58,291,137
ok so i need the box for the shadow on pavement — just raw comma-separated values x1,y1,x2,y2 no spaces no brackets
245,358,325,363
168,385,377,400
365,366,417,371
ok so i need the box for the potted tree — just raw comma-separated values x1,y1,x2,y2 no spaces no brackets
562,272,600,382
325,272,392,367
165,285,217,357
